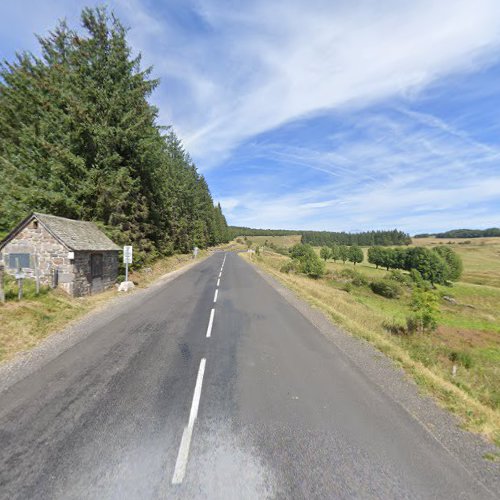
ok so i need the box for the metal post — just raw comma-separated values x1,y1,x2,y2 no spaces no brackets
0,264,5,304
125,261,129,282
16,257,23,301
34,254,40,295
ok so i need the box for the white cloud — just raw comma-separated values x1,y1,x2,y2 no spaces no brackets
217,107,500,232
122,0,500,167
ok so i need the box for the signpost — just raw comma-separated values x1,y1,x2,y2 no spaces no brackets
15,265,25,301
0,264,5,304
193,246,199,259
123,245,133,282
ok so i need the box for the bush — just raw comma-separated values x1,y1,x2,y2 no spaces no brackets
299,253,325,278
290,243,315,260
449,351,474,369
339,268,368,286
342,282,353,293
383,320,407,335
406,288,439,333
280,260,297,274
370,280,402,298
387,269,412,285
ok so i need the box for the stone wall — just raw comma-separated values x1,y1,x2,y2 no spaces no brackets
0,220,71,287
73,251,118,297
0,220,119,297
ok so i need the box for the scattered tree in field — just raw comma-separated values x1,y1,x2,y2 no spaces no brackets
432,246,463,281
338,245,349,264
330,244,340,262
366,245,460,285
320,246,331,261
290,243,315,260
348,245,364,266
298,253,325,278
289,243,325,278
368,247,383,268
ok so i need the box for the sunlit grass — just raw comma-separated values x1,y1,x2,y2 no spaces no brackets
243,249,500,445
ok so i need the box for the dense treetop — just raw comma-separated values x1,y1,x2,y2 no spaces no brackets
414,228,500,238
0,7,229,263
229,226,411,246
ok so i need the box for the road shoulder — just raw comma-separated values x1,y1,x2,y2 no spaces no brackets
241,254,500,494
0,255,208,395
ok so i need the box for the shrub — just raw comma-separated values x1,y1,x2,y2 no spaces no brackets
383,320,407,335
298,253,325,278
342,282,353,293
449,351,474,369
290,243,315,260
387,269,411,285
370,280,402,298
280,260,297,274
406,288,439,333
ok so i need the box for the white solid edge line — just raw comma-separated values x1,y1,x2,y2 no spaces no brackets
172,358,207,485
214,289,218,303
206,308,215,338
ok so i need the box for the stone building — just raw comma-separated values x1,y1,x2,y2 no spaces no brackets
0,213,120,297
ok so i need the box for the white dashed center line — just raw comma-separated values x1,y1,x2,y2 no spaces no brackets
214,289,218,303
172,358,207,485
206,308,215,338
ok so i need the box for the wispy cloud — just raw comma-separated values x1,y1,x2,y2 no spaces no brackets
120,0,500,166
216,107,500,232
1,1,500,232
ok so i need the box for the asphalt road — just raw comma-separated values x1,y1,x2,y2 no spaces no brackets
0,252,496,499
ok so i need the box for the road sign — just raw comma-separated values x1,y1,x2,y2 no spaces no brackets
123,246,133,264
193,246,199,259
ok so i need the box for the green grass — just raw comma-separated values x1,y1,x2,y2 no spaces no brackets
244,246,500,445
0,251,209,364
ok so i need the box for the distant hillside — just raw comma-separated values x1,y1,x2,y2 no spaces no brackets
414,228,500,239
229,226,411,246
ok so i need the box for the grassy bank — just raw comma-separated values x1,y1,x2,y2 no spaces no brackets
242,246,500,446
0,251,209,364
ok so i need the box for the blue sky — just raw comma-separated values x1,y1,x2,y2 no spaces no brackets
1,1,500,234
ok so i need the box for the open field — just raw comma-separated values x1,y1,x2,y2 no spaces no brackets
413,237,500,288
0,251,209,364
240,234,302,248
243,240,500,446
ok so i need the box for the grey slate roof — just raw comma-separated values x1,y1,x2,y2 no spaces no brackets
33,213,120,251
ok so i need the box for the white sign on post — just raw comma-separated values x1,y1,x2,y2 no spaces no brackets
123,246,133,264
123,245,133,283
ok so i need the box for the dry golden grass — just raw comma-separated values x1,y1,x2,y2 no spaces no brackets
243,250,500,445
242,234,302,248
0,252,208,364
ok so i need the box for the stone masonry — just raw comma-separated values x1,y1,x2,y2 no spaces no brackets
0,213,120,297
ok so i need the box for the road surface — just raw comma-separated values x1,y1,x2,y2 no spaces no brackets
0,252,496,499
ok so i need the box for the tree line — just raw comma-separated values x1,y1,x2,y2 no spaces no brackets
0,7,229,264
415,228,500,239
229,226,411,246
367,246,462,284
